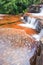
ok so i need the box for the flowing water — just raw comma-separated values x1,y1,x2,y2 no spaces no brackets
32,6,43,16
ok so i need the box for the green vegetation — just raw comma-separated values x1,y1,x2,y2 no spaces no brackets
0,0,42,14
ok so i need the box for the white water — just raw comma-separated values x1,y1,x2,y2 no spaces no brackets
20,6,42,31
19,17,39,30
21,16,43,41
32,6,43,16
33,29,43,41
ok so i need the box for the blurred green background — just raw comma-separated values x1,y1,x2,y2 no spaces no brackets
0,0,43,14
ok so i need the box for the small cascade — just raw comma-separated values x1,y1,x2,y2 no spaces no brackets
20,16,41,32
32,5,43,16
19,17,36,29
33,29,43,41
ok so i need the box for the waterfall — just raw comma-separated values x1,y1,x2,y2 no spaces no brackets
32,5,43,16
33,29,43,41
20,17,40,31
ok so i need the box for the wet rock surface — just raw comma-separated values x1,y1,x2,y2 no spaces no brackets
0,28,43,65
36,44,43,65
0,28,36,65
